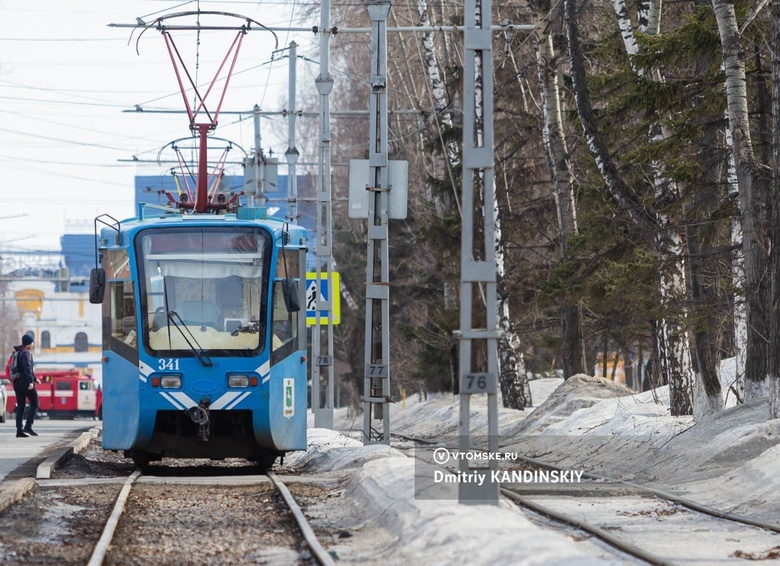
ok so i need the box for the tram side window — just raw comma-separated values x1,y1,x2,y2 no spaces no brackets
110,281,137,348
271,280,297,363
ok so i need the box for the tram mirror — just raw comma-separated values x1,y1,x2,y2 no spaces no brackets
89,268,106,304
282,279,300,313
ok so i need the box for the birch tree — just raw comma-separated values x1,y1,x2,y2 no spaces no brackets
613,0,724,417
612,0,691,408
611,0,693,411
565,0,695,412
770,0,780,418
411,0,462,391
725,127,747,403
712,0,770,401
531,0,587,379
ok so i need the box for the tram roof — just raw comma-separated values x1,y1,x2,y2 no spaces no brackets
97,207,307,249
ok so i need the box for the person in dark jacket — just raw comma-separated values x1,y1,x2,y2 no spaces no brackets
14,334,39,438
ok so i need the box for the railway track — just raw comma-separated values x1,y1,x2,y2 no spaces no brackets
88,469,334,566
0,463,336,565
393,433,780,564
502,472,780,565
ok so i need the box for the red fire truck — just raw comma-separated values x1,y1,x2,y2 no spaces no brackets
3,369,102,421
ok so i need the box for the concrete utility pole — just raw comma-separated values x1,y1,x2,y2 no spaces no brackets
362,0,392,444
312,0,336,429
285,41,300,226
459,0,500,505
252,105,266,207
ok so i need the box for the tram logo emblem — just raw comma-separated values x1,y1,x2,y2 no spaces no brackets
283,378,294,418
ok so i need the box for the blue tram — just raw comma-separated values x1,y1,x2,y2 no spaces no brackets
89,207,308,468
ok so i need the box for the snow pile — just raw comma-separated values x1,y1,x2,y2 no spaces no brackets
506,371,780,492
288,427,618,565
502,376,692,478
343,456,608,565
515,374,640,434
286,428,404,472
295,366,780,563
681,441,780,522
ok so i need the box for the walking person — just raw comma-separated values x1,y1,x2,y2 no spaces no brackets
14,334,39,438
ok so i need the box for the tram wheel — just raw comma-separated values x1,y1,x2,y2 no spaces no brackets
131,450,153,470
254,453,278,470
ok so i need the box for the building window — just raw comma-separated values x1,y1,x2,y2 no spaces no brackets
41,331,51,349
75,332,88,353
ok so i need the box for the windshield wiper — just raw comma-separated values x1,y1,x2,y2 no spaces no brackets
167,310,214,367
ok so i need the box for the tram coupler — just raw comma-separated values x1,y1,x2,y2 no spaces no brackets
186,399,211,442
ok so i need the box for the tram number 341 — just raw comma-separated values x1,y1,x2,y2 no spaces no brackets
158,359,181,371
461,372,496,395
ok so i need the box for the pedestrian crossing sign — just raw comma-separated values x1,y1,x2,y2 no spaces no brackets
305,272,341,326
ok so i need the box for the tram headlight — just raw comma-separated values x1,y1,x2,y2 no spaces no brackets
160,375,182,389
228,374,251,388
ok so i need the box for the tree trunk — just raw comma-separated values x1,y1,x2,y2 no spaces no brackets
686,123,725,419
678,3,724,418
638,0,662,35
533,1,587,378
712,0,769,400
769,0,780,418
569,0,694,412
725,125,747,402
417,0,460,390
612,0,695,414
656,227,694,414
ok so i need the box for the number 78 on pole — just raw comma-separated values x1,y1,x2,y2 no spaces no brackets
305,272,341,326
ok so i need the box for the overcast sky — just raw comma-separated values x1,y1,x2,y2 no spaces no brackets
0,1,313,255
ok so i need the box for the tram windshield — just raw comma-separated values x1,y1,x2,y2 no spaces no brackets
137,227,270,356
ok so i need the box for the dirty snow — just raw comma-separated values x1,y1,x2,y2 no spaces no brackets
292,362,780,564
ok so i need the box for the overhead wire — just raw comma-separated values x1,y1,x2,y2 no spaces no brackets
0,78,171,97
0,108,178,146
139,0,198,21
3,3,471,184
0,153,134,168
0,160,131,188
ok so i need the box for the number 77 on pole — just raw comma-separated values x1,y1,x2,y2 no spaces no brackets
305,272,341,326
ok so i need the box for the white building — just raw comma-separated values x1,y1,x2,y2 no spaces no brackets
4,236,102,385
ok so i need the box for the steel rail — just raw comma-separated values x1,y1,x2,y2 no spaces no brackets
87,469,142,566
396,431,780,562
501,488,672,566
266,471,336,566
397,431,780,533
393,433,669,564
510,453,780,534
